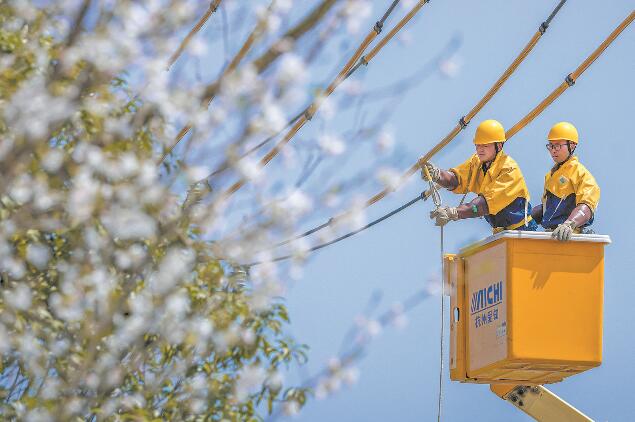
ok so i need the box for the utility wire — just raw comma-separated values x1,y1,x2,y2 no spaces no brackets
185,0,412,188
167,0,223,70
245,191,426,267
260,0,570,250
248,7,635,269
220,0,430,199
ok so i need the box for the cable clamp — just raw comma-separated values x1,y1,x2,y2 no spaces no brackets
459,116,469,129
374,21,383,34
304,107,314,121
539,22,548,34
565,74,575,86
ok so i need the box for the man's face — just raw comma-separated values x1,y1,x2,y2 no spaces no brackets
475,143,497,162
547,140,573,163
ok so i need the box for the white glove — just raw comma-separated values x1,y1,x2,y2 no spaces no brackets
552,220,576,241
430,205,459,227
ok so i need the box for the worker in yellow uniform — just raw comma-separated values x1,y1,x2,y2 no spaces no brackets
531,122,600,241
422,119,537,232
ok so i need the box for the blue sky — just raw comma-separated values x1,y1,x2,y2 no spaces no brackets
270,1,634,421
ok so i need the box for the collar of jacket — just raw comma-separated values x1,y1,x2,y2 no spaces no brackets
479,150,508,176
551,154,578,174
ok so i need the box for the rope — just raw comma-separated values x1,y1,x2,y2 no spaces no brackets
167,0,223,70
265,0,569,249
437,224,444,422
245,192,425,267
219,0,430,198
424,163,445,422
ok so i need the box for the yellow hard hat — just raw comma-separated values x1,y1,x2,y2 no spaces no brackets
548,122,578,144
473,119,506,145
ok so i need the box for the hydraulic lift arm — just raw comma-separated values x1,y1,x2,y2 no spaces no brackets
490,384,593,422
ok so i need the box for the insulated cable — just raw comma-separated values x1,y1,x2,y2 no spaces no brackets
264,0,569,250
167,0,223,70
252,8,634,267
245,191,426,267
506,10,635,140
220,0,430,199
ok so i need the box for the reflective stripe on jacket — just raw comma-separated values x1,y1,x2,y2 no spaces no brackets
449,151,533,231
542,155,600,229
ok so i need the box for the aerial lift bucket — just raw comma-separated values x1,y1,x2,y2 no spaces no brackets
444,231,610,420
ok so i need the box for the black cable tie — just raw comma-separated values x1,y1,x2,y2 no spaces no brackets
565,74,575,86
459,116,469,129
539,22,548,34
374,21,383,34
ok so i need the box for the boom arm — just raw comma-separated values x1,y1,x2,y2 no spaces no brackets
490,384,593,422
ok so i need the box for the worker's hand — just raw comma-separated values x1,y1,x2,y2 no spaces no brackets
552,220,576,241
430,205,459,227
421,161,441,183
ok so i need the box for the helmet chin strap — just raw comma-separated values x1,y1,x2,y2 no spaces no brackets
482,142,503,173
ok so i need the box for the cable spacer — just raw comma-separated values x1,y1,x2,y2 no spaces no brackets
459,116,469,129
374,21,383,34
565,74,576,86
360,55,368,66
539,22,548,34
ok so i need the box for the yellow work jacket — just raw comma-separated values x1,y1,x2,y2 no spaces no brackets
541,155,600,229
450,151,532,231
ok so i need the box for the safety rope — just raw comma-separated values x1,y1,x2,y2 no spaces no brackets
437,223,444,422
167,0,223,70
264,0,569,249
423,166,446,422
220,0,429,198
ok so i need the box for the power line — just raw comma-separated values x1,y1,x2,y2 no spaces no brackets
258,0,569,250
245,191,427,267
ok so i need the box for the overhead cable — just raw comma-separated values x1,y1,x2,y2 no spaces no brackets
256,9,633,265
167,0,223,70
220,0,430,199
264,0,570,249
245,191,426,267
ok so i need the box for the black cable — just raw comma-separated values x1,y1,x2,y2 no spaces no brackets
245,192,424,267
545,0,567,27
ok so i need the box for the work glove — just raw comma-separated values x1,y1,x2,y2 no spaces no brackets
421,161,441,183
430,205,459,227
552,220,576,241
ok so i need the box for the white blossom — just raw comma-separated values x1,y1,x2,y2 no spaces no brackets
26,243,51,270
318,133,346,156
